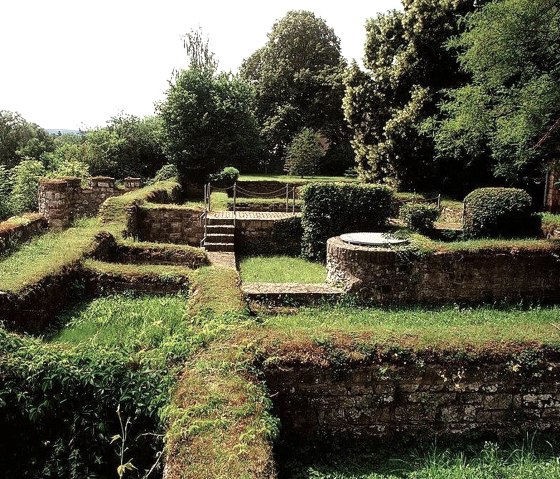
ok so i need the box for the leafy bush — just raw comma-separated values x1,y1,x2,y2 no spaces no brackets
0,165,12,220
9,159,45,215
152,163,179,183
301,183,394,261
210,166,240,188
284,128,325,177
400,203,440,233
463,187,540,238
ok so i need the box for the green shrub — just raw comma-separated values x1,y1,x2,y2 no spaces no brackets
463,187,540,238
301,183,394,261
284,128,325,177
152,163,179,183
400,203,440,233
0,165,12,220
9,159,45,214
210,166,240,188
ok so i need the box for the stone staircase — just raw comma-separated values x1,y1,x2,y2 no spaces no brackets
202,216,235,252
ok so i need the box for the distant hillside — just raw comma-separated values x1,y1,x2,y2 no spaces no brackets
46,129,82,136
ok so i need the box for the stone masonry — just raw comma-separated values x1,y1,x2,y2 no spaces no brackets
264,355,560,444
38,176,142,230
327,236,560,304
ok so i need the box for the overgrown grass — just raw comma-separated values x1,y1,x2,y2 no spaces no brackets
284,441,560,478
0,217,105,292
240,255,326,283
49,294,188,349
260,304,560,349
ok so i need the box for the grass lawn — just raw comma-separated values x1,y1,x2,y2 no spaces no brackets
239,256,326,283
184,191,229,211
239,174,356,184
49,294,188,349
260,304,560,349
283,442,560,479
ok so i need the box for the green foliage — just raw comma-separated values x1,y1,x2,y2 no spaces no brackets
240,10,349,171
301,183,394,261
0,165,12,220
159,67,261,184
344,0,475,193
152,163,179,183
432,0,560,185
84,114,167,178
0,110,54,169
9,159,45,215
240,256,325,283
399,203,440,233
284,128,326,177
42,134,91,179
210,166,240,188
463,188,540,238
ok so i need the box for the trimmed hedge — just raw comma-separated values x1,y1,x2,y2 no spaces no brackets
301,183,394,261
463,188,540,238
400,203,440,233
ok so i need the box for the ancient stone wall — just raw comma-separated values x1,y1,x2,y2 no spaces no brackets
0,214,48,254
327,236,560,304
137,206,205,246
38,176,142,230
264,353,560,444
235,216,302,255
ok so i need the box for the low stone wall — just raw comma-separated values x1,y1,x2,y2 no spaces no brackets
236,216,302,256
0,214,47,255
38,176,142,230
228,201,302,213
0,268,83,332
264,350,560,445
137,206,205,246
327,236,560,304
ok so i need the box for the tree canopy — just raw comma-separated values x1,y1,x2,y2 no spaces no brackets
432,0,560,187
240,10,349,172
0,110,54,169
344,0,475,194
159,67,261,184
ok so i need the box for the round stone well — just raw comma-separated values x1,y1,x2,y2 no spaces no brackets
326,233,409,297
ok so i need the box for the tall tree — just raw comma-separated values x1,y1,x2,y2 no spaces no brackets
344,0,475,193
432,0,560,188
240,10,349,172
159,68,261,184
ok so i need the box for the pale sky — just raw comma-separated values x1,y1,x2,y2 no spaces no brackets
0,0,401,130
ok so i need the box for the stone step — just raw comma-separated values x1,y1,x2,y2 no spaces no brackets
205,242,235,252
206,233,235,243
242,282,345,305
206,224,235,234
207,217,235,226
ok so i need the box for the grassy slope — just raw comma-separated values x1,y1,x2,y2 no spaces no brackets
0,218,107,292
258,305,560,350
239,256,326,283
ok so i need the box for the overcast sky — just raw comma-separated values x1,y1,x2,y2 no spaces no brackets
0,0,401,130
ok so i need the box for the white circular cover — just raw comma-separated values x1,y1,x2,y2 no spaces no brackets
340,232,409,246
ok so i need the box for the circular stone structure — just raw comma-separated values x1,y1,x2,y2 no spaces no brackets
340,232,408,247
